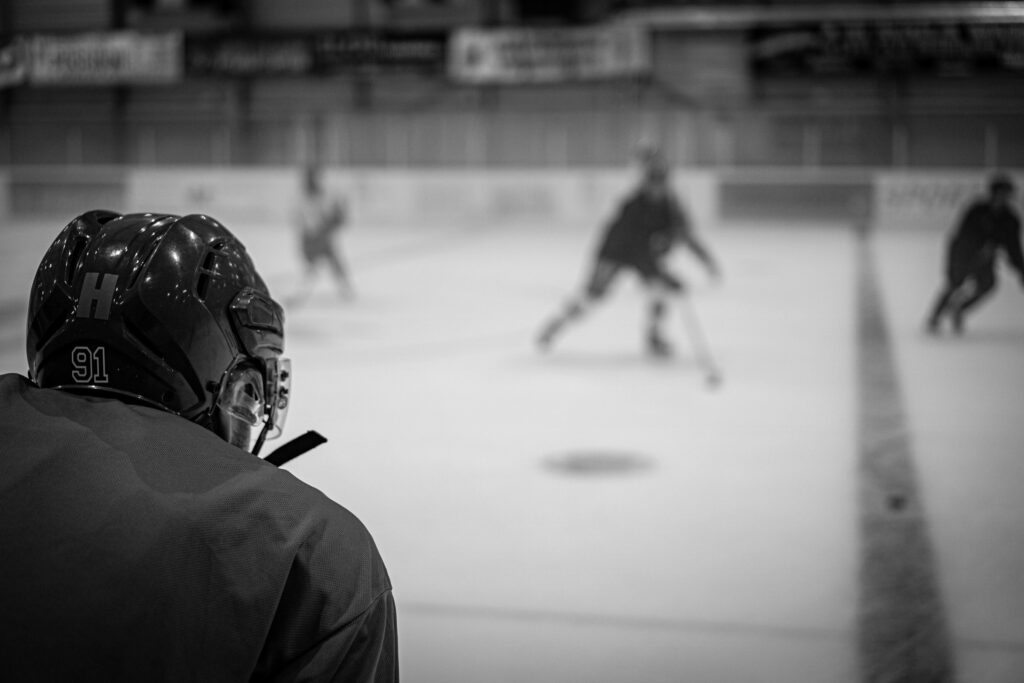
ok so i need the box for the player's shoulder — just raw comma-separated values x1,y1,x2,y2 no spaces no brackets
0,373,374,543
208,439,376,544
157,422,383,571
960,198,991,221
616,188,652,214
0,374,33,419
248,459,392,602
253,457,370,532
0,372,103,425
0,372,27,395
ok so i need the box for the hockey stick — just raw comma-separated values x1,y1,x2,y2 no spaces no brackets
264,430,328,467
678,294,723,387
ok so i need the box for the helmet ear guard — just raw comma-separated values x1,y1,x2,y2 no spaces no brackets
229,288,284,359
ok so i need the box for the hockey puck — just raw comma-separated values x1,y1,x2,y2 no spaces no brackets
544,450,654,476
706,371,722,389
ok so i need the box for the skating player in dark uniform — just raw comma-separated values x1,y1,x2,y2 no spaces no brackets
926,172,1024,334
537,151,720,356
0,211,397,681
289,164,354,305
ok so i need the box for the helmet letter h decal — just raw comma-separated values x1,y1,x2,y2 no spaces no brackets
76,273,118,320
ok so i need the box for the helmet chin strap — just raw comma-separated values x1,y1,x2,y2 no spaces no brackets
251,419,272,456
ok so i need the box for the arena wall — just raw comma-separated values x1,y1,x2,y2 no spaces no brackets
873,171,1013,232
0,170,9,218
5,165,718,233
2,166,1019,236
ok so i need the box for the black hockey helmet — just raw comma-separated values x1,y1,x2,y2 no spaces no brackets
989,172,1015,195
26,210,290,453
635,141,669,185
644,158,669,184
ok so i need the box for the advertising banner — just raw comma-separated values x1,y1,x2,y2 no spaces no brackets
873,172,1016,231
448,24,650,84
751,22,1024,76
313,31,446,73
186,31,446,78
26,32,182,85
0,40,27,88
186,36,312,77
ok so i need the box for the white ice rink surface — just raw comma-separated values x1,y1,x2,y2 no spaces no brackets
1,215,1022,682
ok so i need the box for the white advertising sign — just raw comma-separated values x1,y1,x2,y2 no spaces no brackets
27,32,182,85
449,24,650,84
0,41,27,88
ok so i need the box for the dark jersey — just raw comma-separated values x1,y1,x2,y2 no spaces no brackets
947,199,1024,279
0,373,397,682
597,187,686,268
295,191,346,265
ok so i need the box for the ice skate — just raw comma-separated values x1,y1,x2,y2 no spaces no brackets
951,307,965,335
337,281,356,302
646,333,673,358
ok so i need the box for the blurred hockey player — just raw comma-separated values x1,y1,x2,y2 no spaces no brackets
288,163,354,305
537,149,721,356
0,211,397,681
926,172,1024,334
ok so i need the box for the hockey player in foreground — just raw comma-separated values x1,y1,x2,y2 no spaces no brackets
537,150,721,358
925,172,1024,335
0,211,397,681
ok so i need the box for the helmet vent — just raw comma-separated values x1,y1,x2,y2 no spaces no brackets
127,224,172,290
196,242,227,302
128,239,160,289
196,251,219,301
64,235,87,286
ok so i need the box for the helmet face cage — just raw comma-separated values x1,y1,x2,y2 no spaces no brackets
214,357,289,454
27,211,288,453
227,287,289,453
216,364,266,452
264,356,291,440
